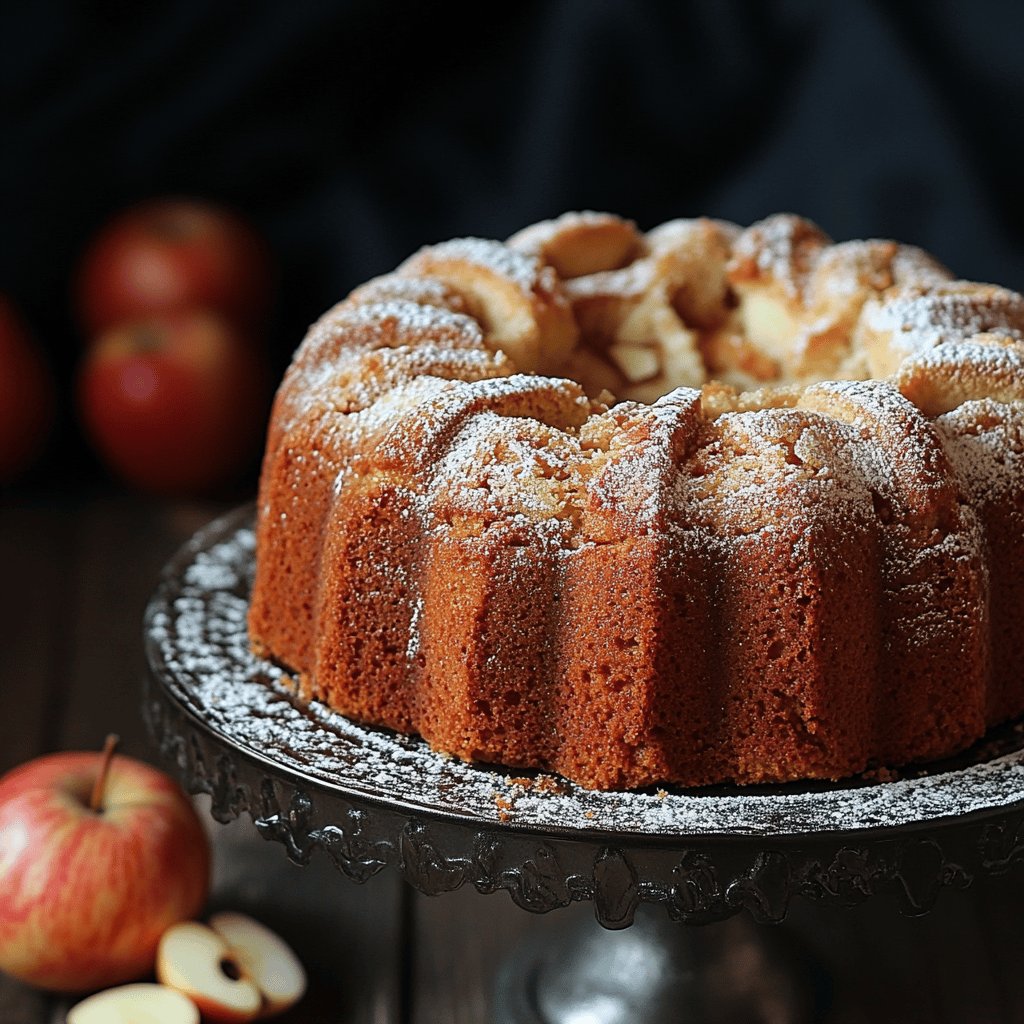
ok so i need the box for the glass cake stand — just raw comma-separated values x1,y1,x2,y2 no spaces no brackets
142,506,1024,1023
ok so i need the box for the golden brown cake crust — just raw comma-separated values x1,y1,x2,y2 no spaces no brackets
248,211,1024,790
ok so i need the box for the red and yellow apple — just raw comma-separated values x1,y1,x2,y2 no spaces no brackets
0,737,210,992
0,294,54,483
76,310,269,495
67,983,200,1024
76,198,272,336
157,913,306,1021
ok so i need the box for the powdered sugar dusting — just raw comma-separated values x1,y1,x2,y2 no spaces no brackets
317,299,481,344
429,411,582,527
374,374,590,473
861,283,1024,362
729,214,831,296
800,379,957,516
645,216,742,255
506,210,637,253
587,389,703,532
401,237,543,295
320,344,513,417
148,511,1024,838
938,399,1024,502
564,260,657,302
901,340,1024,387
347,274,469,312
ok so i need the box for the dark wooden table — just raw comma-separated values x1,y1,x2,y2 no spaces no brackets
3,490,1024,1024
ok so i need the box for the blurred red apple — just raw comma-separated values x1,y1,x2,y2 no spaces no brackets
0,294,54,482
77,310,269,495
76,198,272,336
0,737,211,993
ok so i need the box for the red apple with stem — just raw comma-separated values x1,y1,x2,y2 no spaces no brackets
76,198,273,336
0,735,211,992
77,309,269,496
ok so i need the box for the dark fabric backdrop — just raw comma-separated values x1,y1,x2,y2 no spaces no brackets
3,0,1024,476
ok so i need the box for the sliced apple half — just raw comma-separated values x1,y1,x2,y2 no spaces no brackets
208,912,306,1017
157,914,306,1021
67,983,200,1024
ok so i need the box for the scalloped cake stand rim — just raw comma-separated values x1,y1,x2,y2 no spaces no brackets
143,504,1024,847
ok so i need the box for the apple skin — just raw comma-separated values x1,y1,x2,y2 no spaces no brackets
0,751,211,992
0,294,54,483
76,198,273,336
77,310,269,495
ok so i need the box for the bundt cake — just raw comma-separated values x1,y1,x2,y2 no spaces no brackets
248,212,1024,790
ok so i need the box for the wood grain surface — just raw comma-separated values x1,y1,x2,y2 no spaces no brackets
2,492,1023,1023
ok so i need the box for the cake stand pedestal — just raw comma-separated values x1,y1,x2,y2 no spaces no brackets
142,507,1024,1024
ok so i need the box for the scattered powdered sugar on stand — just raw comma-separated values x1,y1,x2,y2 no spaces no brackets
146,512,1024,840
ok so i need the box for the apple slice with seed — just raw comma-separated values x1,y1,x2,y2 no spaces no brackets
67,983,199,1024
157,914,306,1021
208,912,306,1017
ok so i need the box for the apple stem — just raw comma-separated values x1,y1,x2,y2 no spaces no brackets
89,733,120,813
